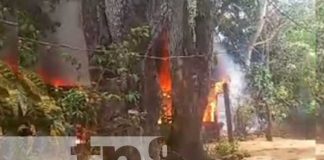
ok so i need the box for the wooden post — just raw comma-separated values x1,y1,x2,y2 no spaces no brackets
265,104,273,141
223,82,234,142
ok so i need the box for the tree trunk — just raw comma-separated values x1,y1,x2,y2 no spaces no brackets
246,0,268,67
264,26,273,141
223,82,234,142
168,0,212,159
81,0,106,52
142,31,164,135
265,104,273,141
40,0,91,87
104,0,128,43
141,0,171,136
104,0,147,43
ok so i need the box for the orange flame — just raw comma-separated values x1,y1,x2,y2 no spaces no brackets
158,31,172,93
37,68,75,88
158,30,173,124
203,78,229,123
1,48,19,74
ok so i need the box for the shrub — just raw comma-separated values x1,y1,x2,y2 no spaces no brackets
207,139,250,160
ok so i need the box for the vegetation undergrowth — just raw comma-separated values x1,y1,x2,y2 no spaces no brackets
206,139,250,160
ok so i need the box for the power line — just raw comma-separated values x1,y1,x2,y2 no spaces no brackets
0,20,207,60
22,36,207,60
268,0,320,38
0,19,17,26
23,36,206,60
1,1,320,59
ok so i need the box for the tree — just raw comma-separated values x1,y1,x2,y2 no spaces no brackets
166,0,213,159
245,0,268,67
246,64,275,141
316,0,324,139
39,0,91,86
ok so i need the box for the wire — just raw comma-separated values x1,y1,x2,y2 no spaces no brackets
268,0,320,39
0,20,207,60
0,1,320,59
0,19,18,26
23,35,207,60
21,36,206,60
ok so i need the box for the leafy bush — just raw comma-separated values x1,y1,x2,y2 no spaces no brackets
207,139,250,160
0,61,65,135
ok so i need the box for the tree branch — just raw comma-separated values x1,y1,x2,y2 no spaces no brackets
0,19,18,26
254,21,287,47
245,0,268,67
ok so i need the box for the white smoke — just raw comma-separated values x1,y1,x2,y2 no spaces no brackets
213,43,248,132
214,43,247,110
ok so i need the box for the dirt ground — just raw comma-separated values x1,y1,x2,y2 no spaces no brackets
239,137,324,160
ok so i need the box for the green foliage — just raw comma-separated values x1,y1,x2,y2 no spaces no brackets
0,1,148,136
0,61,65,135
268,1,318,119
0,0,59,68
124,91,140,105
90,25,150,109
92,25,151,77
18,11,40,68
315,1,324,125
316,1,324,106
0,61,105,135
232,1,318,124
234,103,257,137
247,64,276,115
215,140,239,157
213,0,262,62
59,89,98,126
206,140,250,160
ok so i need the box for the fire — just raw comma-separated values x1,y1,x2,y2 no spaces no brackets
3,56,18,73
37,68,75,87
158,30,173,124
158,31,172,93
203,78,229,123
0,48,74,88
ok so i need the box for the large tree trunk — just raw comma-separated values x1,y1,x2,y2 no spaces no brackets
104,0,129,43
40,0,91,87
81,0,106,52
104,0,147,43
84,0,149,83
140,0,169,136
80,1,213,159
168,0,212,159
142,31,164,136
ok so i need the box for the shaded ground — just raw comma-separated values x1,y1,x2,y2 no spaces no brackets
239,137,317,160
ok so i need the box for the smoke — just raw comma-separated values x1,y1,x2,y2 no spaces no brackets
213,43,249,132
214,43,247,110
